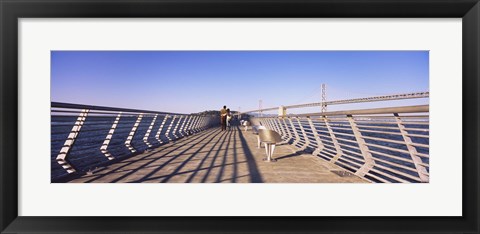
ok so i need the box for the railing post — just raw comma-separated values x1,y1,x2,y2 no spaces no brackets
179,115,191,136
289,117,301,147
274,119,283,135
270,118,279,132
172,115,183,139
192,116,201,133
193,116,201,132
347,115,375,177
185,116,196,133
190,116,198,132
296,117,310,151
100,112,121,160
192,116,201,132
324,116,343,163
307,117,324,156
187,116,194,132
56,109,89,173
125,114,143,153
282,118,293,142
143,114,157,148
165,115,177,141
185,115,196,135
271,118,280,133
269,118,276,131
394,113,429,182
155,114,169,144
275,118,287,139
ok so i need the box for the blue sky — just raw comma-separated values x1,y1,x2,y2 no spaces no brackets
51,51,428,114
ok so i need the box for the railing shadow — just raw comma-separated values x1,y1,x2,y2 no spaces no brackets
111,128,220,183
70,124,265,183
82,128,220,183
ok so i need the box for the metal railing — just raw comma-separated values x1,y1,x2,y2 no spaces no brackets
51,102,219,180
250,105,429,183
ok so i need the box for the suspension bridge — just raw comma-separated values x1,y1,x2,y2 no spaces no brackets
51,91,429,183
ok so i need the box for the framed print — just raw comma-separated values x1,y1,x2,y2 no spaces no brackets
1,0,479,233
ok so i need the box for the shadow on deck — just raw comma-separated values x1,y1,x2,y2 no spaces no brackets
68,125,367,183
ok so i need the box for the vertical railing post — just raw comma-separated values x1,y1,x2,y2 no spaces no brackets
165,115,177,141
192,116,200,132
100,112,121,160
307,117,324,156
187,116,198,134
190,116,199,132
143,114,158,148
186,115,194,133
289,117,301,147
185,116,196,134
272,118,282,133
185,115,194,134
394,113,429,182
56,109,89,173
324,116,343,163
193,116,202,132
347,115,375,177
282,118,293,142
275,118,287,139
268,118,275,130
155,114,168,144
296,117,310,150
172,115,183,139
179,115,191,136
269,118,278,132
270,118,279,132
125,114,143,153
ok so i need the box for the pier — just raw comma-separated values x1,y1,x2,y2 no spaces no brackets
66,126,366,183
51,92,429,183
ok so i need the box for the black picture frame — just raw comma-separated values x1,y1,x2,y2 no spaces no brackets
1,0,479,233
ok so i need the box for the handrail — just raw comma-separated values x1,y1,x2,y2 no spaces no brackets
250,104,429,183
51,102,219,181
52,102,187,116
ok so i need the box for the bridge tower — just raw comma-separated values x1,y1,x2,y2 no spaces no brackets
321,83,327,113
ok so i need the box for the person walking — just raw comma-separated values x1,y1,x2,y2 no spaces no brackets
220,105,227,131
226,108,232,130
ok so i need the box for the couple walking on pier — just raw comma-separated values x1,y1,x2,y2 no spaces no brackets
220,105,233,131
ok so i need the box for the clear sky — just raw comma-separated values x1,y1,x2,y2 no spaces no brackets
51,51,428,114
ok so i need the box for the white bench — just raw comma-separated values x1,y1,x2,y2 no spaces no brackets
251,125,267,148
258,129,283,162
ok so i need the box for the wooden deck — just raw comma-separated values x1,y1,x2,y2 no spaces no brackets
69,126,367,183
